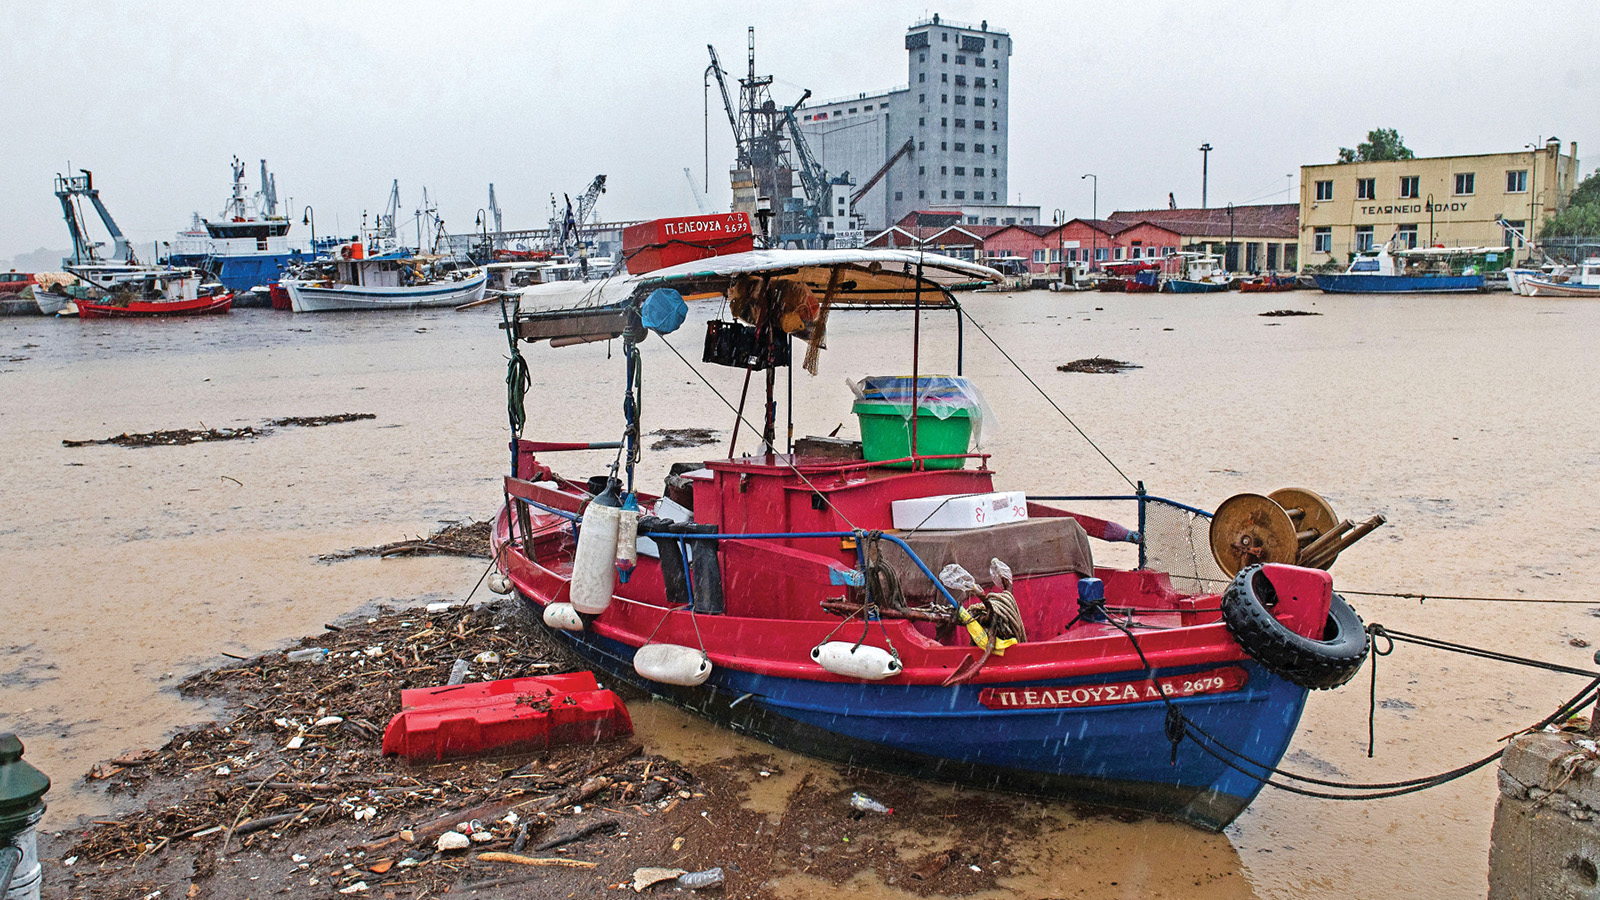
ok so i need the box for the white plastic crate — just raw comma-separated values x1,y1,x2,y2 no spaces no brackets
891,491,1028,531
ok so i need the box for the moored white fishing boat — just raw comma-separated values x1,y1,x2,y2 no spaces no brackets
282,242,486,312
1522,258,1600,297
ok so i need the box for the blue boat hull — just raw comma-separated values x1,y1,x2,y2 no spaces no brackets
533,599,1307,830
1165,279,1230,293
169,251,300,293
1313,273,1484,293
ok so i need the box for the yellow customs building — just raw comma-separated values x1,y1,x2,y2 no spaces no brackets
1298,137,1579,268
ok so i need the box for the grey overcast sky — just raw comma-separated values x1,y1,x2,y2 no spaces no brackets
3,0,1596,263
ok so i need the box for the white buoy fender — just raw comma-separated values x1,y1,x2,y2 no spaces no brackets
487,570,512,595
810,642,904,680
570,503,621,614
542,602,584,631
633,643,712,686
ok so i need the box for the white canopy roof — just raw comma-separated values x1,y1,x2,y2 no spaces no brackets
635,248,1000,305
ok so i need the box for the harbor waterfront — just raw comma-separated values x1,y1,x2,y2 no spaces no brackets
3,290,1599,897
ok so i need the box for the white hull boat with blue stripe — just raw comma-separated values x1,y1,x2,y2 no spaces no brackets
284,272,486,312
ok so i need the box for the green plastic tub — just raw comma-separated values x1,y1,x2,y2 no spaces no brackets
852,401,971,469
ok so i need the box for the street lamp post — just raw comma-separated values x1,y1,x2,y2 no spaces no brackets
1199,143,1213,209
301,206,316,258
1226,203,1236,272
1426,193,1436,247
1524,140,1540,260
1081,174,1097,271
475,209,490,264
1052,208,1067,284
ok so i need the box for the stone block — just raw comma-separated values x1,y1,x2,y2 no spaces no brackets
1491,732,1600,899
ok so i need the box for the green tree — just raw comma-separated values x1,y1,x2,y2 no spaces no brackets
1541,168,1600,237
1337,128,1416,164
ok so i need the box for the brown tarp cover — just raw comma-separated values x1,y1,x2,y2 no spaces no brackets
888,516,1095,597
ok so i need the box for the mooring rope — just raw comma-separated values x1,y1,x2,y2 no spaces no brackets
1338,588,1598,606
1185,573,1594,607
1105,615,1600,801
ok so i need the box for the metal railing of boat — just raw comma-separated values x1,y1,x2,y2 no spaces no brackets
1032,487,1212,570
506,498,1222,626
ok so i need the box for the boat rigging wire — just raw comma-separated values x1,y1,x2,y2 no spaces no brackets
655,332,863,532
956,305,1137,490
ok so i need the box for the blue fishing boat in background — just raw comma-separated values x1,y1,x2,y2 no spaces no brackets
165,157,300,295
1314,237,1502,294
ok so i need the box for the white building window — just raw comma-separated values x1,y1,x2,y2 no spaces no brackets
1396,224,1418,249
1032,249,1047,263
1315,180,1333,201
1355,225,1375,251
1503,219,1525,247
1049,249,1062,263
1455,172,1475,195
1399,175,1419,199
1095,247,1108,261
1313,227,1331,253
1356,178,1375,200
1506,170,1527,193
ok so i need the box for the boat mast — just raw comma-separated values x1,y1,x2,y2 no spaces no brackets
223,156,248,221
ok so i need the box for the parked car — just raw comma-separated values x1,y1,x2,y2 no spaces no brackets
0,270,37,294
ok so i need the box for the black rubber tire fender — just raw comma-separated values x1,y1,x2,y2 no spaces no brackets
1220,564,1370,690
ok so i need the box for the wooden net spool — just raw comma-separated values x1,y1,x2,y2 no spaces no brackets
1268,487,1339,550
1208,493,1300,577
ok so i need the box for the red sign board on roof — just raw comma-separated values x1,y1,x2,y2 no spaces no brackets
622,213,754,275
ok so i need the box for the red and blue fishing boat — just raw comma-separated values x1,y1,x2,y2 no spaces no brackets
488,236,1371,830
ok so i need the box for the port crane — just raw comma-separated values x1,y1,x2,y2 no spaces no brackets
259,159,279,218
54,169,133,265
683,168,709,214
705,28,844,246
850,137,915,215
545,175,607,253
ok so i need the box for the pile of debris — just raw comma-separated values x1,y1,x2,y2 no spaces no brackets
324,520,493,561
1057,357,1142,375
62,426,260,448
50,599,1042,897
63,413,375,449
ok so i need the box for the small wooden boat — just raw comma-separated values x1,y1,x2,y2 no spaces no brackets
77,290,233,319
1164,279,1229,294
1099,261,1161,293
489,241,1374,831
66,263,233,319
1162,252,1232,293
1523,258,1600,297
1238,275,1297,293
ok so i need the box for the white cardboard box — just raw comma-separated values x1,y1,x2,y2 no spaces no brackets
891,491,1028,531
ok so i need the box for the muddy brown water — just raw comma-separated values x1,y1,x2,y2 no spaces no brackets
3,290,1599,898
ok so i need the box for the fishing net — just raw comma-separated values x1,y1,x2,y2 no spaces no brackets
1140,501,1228,596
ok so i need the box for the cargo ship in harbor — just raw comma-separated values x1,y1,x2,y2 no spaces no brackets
165,157,300,294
